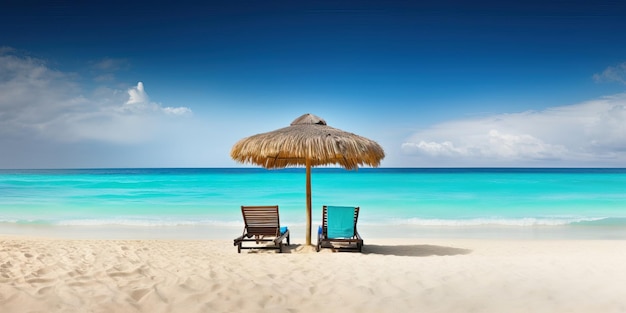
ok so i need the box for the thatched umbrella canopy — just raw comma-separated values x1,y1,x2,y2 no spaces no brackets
231,113,385,245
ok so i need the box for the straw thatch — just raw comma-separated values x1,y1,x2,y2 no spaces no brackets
230,114,385,169
230,113,385,246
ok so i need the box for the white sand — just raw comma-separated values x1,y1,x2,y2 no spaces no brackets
1,236,625,313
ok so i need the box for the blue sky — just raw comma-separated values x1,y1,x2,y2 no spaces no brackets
2,0,626,168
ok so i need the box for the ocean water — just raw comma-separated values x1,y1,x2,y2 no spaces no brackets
1,168,626,239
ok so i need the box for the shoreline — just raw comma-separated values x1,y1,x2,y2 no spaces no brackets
1,236,625,312
2,222,626,240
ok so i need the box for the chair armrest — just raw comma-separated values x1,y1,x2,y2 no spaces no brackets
273,229,290,244
233,235,245,245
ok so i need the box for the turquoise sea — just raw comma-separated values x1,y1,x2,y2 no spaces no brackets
1,168,626,239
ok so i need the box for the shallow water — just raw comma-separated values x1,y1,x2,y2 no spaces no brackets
2,168,626,239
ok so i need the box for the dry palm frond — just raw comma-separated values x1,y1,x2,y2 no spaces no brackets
230,113,385,169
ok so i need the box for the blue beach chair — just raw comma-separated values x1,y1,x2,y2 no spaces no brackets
233,205,290,253
316,205,363,252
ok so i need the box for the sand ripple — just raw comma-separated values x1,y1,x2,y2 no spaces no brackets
1,238,625,312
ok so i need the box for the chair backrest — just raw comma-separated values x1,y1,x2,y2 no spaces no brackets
322,205,359,238
241,205,281,236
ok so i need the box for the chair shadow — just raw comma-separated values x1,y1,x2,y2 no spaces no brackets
362,244,472,257
243,243,471,256
249,243,362,254
244,243,314,254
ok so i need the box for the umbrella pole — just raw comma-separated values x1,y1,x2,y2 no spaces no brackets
305,159,312,246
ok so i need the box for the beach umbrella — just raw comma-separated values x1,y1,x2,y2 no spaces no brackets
230,113,385,245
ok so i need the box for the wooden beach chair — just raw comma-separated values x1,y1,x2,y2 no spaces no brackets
316,205,363,252
233,205,290,253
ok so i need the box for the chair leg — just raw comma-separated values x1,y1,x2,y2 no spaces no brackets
237,243,241,253
316,234,321,252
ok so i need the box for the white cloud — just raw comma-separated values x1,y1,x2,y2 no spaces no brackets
593,62,626,85
124,82,192,116
126,81,148,105
402,94,626,166
0,50,192,145
163,106,193,115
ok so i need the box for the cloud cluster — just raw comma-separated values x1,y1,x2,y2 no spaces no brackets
593,62,626,85
124,82,191,116
0,49,192,145
402,94,626,166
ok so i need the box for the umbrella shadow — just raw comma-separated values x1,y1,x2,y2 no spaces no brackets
362,244,472,257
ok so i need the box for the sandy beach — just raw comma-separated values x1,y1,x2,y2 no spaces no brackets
1,236,625,313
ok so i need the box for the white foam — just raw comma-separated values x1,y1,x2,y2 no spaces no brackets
0,216,610,228
54,218,241,227
372,216,608,227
